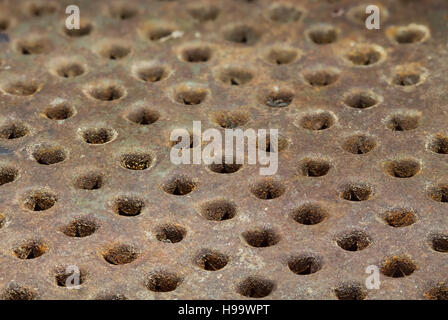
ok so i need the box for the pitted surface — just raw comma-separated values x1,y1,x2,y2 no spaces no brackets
0,0,447,300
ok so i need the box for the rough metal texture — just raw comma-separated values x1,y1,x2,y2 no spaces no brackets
0,0,447,300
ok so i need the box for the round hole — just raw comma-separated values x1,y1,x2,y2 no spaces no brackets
74,172,103,190
334,281,367,300
0,166,18,186
303,68,339,87
307,25,338,44
336,230,371,251
26,1,57,16
103,244,139,265
298,158,331,177
385,111,421,131
63,21,92,37
113,196,144,216
145,26,175,41
431,234,448,253
194,249,229,271
216,66,254,86
43,104,74,120
383,208,416,227
380,255,416,278
109,3,138,20
155,224,186,243
98,42,131,60
391,64,426,87
120,152,153,170
425,284,448,300
54,266,87,287
343,90,380,109
208,162,242,174
265,47,298,65
200,199,236,221
134,65,168,83
0,17,11,31
145,271,182,292
187,4,219,22
15,37,49,55
2,81,39,96
250,179,285,200
237,276,274,298
173,85,208,105
390,24,429,44
345,44,385,66
0,122,29,139
126,107,160,125
268,4,303,23
180,45,212,63
383,159,421,178
428,134,448,154
300,111,336,130
162,175,197,196
242,228,280,247
223,24,259,45
85,82,125,101
291,203,327,225
23,190,57,211
53,61,85,78
79,127,117,144
342,134,376,154
428,184,448,203
13,239,48,259
263,89,293,108
339,183,373,201
288,254,322,275
1,284,37,300
32,144,66,165
212,110,249,129
61,217,98,238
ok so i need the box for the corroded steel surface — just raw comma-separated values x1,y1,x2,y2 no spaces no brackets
0,0,447,300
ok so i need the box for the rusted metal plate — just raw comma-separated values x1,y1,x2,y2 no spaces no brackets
0,0,447,300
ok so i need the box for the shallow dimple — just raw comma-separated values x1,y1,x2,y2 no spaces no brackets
300,111,336,130
336,231,371,251
288,254,322,275
383,159,421,178
342,134,376,154
103,244,139,265
268,5,303,23
307,25,338,44
200,199,236,221
237,276,274,298
145,271,182,292
120,153,153,170
383,208,416,227
242,228,279,247
250,179,285,200
380,255,416,278
223,24,259,45
339,183,373,201
292,203,327,225
334,281,367,300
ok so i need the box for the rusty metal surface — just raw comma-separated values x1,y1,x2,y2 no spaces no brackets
0,0,447,300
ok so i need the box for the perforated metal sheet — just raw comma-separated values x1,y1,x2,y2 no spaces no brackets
0,0,447,300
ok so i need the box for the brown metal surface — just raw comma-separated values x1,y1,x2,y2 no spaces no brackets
0,0,447,300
